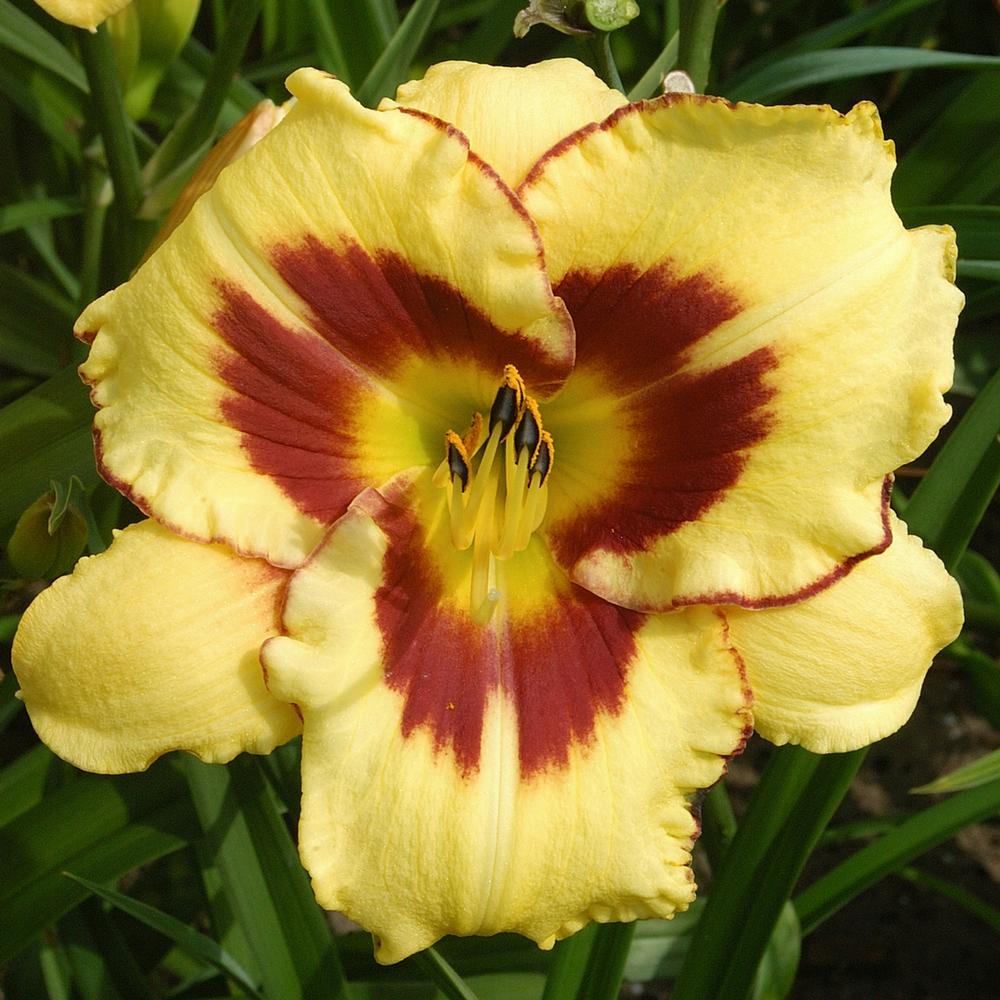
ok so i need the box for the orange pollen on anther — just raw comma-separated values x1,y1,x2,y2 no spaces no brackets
432,365,554,621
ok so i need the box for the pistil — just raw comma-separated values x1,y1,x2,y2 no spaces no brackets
434,365,554,619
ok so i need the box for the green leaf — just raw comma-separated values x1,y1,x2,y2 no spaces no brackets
723,0,938,92
897,867,1000,934
911,747,1000,795
0,762,198,965
795,776,1000,936
0,52,86,158
0,263,76,376
303,0,399,87
411,946,481,1000
672,748,863,1000
540,926,598,1000
0,197,83,235
0,0,88,92
751,903,800,1000
0,365,96,533
621,909,700,982
891,71,1000,209
726,48,1000,104
141,0,263,195
63,872,265,999
0,743,60,827
903,366,1000,570
355,0,442,108
575,922,635,1000
899,205,1000,261
59,899,156,1000
180,756,350,1000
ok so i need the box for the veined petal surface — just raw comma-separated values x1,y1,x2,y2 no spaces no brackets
262,473,749,961
521,96,962,610
726,516,963,752
78,68,572,568
12,520,300,773
386,59,628,188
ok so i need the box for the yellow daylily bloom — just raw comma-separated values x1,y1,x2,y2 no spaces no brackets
13,58,964,962
33,0,132,30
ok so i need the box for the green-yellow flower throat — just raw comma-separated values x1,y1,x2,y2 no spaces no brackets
434,365,554,619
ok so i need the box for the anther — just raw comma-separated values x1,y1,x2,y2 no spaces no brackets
529,431,554,485
514,397,542,464
445,430,471,491
488,364,525,440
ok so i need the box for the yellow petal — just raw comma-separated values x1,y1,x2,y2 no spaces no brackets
726,515,963,752
521,97,962,610
262,474,749,961
12,520,300,773
385,59,627,188
33,0,130,29
78,67,572,569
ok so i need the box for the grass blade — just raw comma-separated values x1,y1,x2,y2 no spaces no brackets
0,763,198,965
628,32,679,100
903,366,1000,569
726,47,1000,103
180,756,350,1000
911,747,1000,794
0,0,87,91
356,0,442,107
795,776,1000,936
63,872,264,999
412,946,481,1000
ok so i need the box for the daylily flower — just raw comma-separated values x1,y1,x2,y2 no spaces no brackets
13,59,964,962
33,0,133,31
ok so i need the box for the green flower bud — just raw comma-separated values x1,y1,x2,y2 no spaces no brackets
515,0,639,38
108,0,201,119
7,481,89,580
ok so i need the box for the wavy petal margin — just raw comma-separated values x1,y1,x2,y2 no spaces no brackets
521,96,962,610
12,521,300,773
727,516,963,752
77,67,572,569
262,474,750,961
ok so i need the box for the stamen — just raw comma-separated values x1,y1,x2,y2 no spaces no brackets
514,397,542,466
445,430,471,492
488,364,526,440
530,431,554,486
436,366,556,616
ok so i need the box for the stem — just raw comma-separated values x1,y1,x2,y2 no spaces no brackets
78,161,108,309
78,25,142,263
699,781,737,870
587,32,625,94
147,0,263,189
664,0,680,45
671,746,856,1000
577,922,635,1000
541,926,598,1000
412,947,481,1000
677,0,725,93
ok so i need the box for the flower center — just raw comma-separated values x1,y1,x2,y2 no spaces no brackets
432,364,554,622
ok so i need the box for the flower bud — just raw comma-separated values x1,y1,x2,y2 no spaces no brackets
514,0,638,38
8,481,89,580
109,0,201,118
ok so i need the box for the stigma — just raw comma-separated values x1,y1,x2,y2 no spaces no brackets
432,365,554,622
